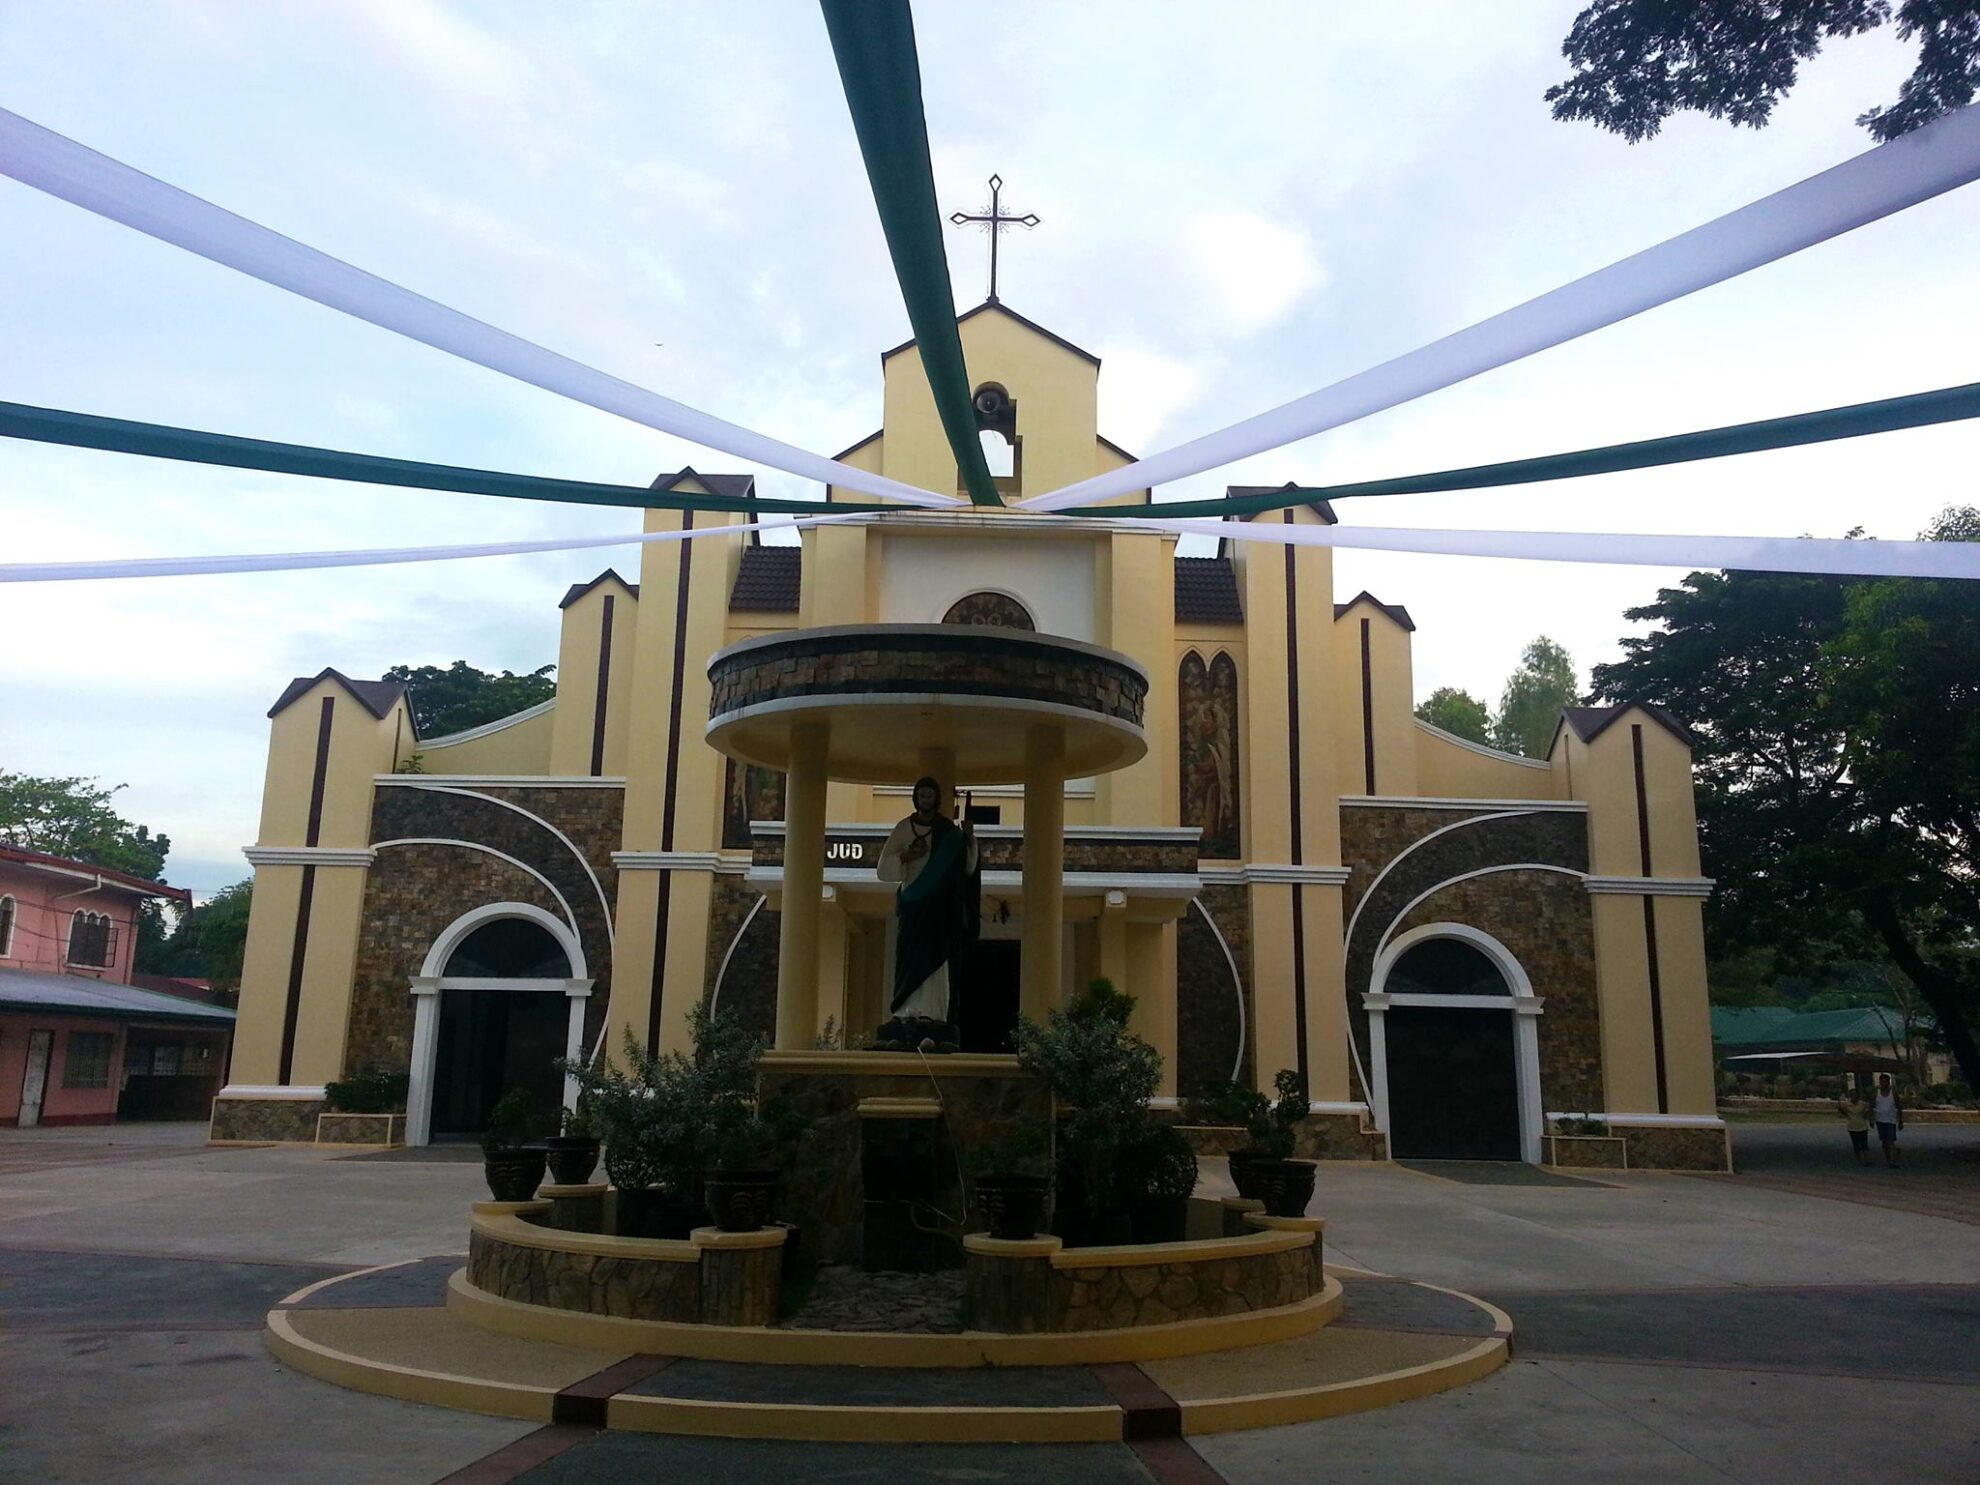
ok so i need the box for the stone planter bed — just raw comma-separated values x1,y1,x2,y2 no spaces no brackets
314,1111,405,1147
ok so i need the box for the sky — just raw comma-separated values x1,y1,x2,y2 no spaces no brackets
3,2,1977,898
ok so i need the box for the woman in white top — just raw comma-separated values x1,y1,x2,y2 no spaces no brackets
1872,1073,1904,1168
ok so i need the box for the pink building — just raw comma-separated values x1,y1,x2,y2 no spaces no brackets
0,846,233,1127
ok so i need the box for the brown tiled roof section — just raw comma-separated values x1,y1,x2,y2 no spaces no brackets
1334,592,1416,631
1557,702,1697,749
1175,556,1243,624
0,845,190,904
730,545,801,612
267,668,408,722
559,569,638,610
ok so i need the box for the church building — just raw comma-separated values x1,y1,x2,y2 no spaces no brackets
211,300,1729,1171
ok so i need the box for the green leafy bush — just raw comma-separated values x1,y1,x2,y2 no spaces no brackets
324,1067,409,1114
1015,978,1160,1211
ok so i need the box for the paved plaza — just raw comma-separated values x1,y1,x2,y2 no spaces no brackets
1,1120,1975,1485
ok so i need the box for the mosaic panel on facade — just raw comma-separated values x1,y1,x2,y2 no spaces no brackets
1178,650,1242,860
1177,886,1250,1097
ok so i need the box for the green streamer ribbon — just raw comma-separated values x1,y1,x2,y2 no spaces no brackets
820,0,1001,507
1082,382,1980,521
0,402,894,517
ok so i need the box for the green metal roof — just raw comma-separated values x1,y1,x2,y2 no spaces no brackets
1712,1005,1909,1051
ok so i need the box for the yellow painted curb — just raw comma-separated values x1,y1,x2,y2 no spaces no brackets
962,1233,1064,1258
1050,1227,1311,1270
606,1394,1123,1444
690,1225,789,1251
1176,1332,1510,1434
448,1268,1344,1366
264,1308,558,1423
472,1210,699,1262
276,1258,416,1308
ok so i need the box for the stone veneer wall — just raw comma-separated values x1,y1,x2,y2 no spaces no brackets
966,1238,1320,1334
468,1227,698,1321
344,784,623,1079
707,873,777,1045
1176,885,1250,1097
1341,806,1600,1115
1616,1124,1731,1171
210,1097,324,1143
709,629,1148,729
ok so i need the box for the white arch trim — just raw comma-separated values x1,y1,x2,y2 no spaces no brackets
1188,897,1247,1086
405,899,592,1148
1371,863,1586,967
373,838,581,945
1341,810,1541,959
1365,921,1547,1165
391,783,613,955
709,894,767,1018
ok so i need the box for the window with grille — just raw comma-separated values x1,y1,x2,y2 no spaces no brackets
0,895,14,957
63,1030,116,1089
66,911,115,968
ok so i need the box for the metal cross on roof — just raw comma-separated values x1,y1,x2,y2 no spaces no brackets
949,174,1039,305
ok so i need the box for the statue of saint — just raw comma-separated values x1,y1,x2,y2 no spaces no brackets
875,776,979,1045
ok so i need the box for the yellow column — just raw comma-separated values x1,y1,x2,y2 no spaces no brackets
1098,892,1129,989
777,722,829,1049
1021,725,1066,1019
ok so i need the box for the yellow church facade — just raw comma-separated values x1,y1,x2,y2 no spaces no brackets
212,302,1729,1171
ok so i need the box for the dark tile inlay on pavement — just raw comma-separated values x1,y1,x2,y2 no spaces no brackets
1485,1283,1980,1380
627,1356,1117,1408
0,1246,337,1333
504,1434,1159,1485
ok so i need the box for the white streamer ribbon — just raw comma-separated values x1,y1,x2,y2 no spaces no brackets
1164,517,1980,580
1022,103,1980,512
0,109,959,510
0,513,856,583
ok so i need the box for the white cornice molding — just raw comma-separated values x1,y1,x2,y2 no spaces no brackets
1340,795,1587,812
243,846,376,868
1584,875,1715,898
1551,1111,1726,1130
414,698,556,749
613,850,725,872
375,775,625,788
1243,864,1353,886
1411,719,1554,770
745,866,1204,899
752,821,1201,843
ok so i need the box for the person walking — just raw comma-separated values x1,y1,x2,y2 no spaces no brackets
1871,1072,1905,1168
1837,1086,1874,1167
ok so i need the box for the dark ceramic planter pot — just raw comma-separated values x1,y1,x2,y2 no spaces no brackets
1227,1147,1268,1201
481,1147,547,1203
973,1174,1050,1241
614,1186,698,1240
1254,1158,1318,1218
1129,1193,1190,1245
543,1136,601,1186
704,1168,781,1233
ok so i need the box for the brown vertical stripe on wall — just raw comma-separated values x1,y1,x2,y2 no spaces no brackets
1359,618,1376,796
590,594,616,777
1631,725,1668,1112
279,695,337,1084
1282,513,1309,1084
649,517,695,1053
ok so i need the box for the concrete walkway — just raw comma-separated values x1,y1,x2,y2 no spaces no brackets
2,1121,1975,1484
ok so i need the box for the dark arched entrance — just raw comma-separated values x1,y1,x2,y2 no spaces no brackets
430,917,572,1138
1381,937,1522,1161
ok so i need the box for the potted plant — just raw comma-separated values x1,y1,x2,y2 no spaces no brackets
968,1119,1053,1240
544,1095,602,1185
559,1028,710,1239
1126,1123,1200,1243
479,1088,549,1202
1015,978,1160,1247
703,1093,808,1233
1189,1079,1272,1200
1246,1069,1317,1218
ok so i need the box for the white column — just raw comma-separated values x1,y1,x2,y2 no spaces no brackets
1513,998,1547,1164
406,977,441,1147
562,979,594,1112
1021,725,1065,1021
1363,992,1391,1142
777,722,829,1049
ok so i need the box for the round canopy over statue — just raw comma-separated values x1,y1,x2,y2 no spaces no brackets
705,624,1148,784
704,623,1150,1046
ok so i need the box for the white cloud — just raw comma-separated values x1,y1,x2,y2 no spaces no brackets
1094,346,1205,454
1178,209,1325,332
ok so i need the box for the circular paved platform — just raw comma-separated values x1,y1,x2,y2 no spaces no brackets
265,1259,1510,1443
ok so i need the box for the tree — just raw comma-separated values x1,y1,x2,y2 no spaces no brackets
0,771,169,880
1493,637,1579,758
1589,507,1980,1089
144,880,253,993
1548,0,1980,143
1415,686,1494,744
382,660,555,737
